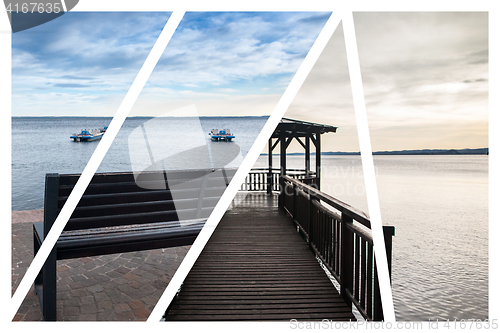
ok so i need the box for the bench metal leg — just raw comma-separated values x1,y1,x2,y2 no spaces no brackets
33,230,42,287
42,248,57,321
33,224,57,321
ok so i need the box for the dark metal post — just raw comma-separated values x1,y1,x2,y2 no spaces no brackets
42,173,59,321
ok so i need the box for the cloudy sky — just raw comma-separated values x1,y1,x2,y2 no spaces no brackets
285,12,488,152
12,11,329,117
12,12,488,152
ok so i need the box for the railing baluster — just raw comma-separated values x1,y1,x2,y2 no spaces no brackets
340,214,354,305
374,264,383,320
354,235,360,302
361,239,367,312
367,245,373,319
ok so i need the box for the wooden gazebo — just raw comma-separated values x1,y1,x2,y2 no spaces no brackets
267,117,337,206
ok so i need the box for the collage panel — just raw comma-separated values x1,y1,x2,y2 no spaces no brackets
10,10,333,321
353,12,489,321
163,19,393,322
11,11,175,321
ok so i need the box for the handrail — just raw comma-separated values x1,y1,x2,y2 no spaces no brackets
283,176,371,228
241,168,316,193
250,167,317,173
280,175,394,321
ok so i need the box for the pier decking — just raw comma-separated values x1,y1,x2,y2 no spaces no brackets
165,193,356,321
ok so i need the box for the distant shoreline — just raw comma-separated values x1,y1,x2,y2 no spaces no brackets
263,148,489,156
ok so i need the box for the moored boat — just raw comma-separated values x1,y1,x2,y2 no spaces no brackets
70,127,107,142
209,129,235,141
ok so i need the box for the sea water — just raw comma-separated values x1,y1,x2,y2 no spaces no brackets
254,154,488,321
12,117,488,320
11,116,268,211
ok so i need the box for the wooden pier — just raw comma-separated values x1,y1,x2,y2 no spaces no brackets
165,193,356,321
165,118,394,321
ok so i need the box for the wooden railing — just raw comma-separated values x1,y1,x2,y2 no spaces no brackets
281,175,394,321
240,168,316,193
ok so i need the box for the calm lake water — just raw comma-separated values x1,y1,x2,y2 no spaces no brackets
254,154,488,321
11,116,268,211
12,117,488,321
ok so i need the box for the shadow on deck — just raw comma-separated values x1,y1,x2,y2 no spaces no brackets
165,192,356,321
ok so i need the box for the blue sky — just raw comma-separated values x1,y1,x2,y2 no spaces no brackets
11,11,488,150
12,11,330,117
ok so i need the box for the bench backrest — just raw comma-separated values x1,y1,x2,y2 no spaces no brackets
43,168,236,236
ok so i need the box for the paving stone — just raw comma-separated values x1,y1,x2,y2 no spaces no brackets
93,292,110,301
57,265,70,272
80,303,99,315
151,279,167,290
12,314,24,321
128,299,145,310
116,311,136,321
114,266,131,275
114,302,132,313
62,306,80,317
80,295,95,305
12,221,190,321
79,257,93,264
97,300,113,310
128,280,143,289
80,278,99,287
94,274,111,283
68,281,84,290
133,307,150,320
78,313,97,321
97,311,119,321
70,274,87,282
105,270,122,279
63,298,81,307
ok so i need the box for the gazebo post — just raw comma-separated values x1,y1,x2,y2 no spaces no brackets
279,133,287,208
267,138,273,195
305,135,311,177
315,131,321,190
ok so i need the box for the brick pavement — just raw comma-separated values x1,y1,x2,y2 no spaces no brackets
11,210,190,321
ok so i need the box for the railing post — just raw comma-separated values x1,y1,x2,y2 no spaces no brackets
308,192,315,247
340,214,354,305
383,225,395,280
373,226,395,321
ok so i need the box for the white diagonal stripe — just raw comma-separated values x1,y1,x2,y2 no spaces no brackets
342,11,396,321
147,11,342,322
9,11,185,321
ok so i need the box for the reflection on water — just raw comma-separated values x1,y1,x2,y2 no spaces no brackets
254,154,488,321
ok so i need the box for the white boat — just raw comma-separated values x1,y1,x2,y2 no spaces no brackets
209,129,235,141
70,127,107,142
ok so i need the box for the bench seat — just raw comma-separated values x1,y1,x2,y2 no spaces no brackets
33,168,235,320
33,218,205,260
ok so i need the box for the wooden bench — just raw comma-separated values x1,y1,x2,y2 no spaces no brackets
33,168,235,321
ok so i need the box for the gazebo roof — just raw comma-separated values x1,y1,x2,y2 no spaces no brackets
272,117,337,138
